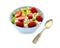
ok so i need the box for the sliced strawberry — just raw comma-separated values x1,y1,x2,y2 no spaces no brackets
28,21,36,27
16,21,24,27
30,7,37,13
17,16,25,21
27,14,33,19
36,15,43,22
15,11,22,18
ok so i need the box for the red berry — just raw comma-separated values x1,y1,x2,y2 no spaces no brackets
16,21,24,27
27,14,33,19
36,15,43,22
30,7,37,13
17,16,25,21
28,21,36,27
15,11,22,18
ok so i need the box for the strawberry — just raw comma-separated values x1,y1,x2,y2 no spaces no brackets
28,21,36,27
17,16,25,21
30,7,37,13
15,11,22,18
36,15,43,22
16,21,24,27
27,14,33,19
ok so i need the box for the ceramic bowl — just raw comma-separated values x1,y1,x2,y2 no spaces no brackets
10,6,43,33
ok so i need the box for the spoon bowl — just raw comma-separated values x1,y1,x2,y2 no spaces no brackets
45,19,53,29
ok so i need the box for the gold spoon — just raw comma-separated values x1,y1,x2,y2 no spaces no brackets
32,19,53,44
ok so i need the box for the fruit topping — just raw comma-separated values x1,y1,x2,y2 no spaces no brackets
16,21,24,27
36,15,43,22
17,16,25,21
11,17,16,24
15,11,22,18
11,7,43,28
27,14,33,19
28,21,36,27
30,7,37,13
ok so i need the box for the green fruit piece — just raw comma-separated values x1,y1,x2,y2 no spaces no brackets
21,7,30,16
21,8,26,14
34,13,37,16
11,17,16,24
12,11,16,16
26,7,30,15
32,18,36,21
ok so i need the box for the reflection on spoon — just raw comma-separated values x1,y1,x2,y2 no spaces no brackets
32,19,53,44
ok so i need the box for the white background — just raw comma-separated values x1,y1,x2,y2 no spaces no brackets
0,0,60,48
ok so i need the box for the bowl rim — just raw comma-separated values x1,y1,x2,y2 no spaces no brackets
10,6,44,29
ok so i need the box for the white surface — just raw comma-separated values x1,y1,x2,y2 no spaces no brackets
0,0,60,48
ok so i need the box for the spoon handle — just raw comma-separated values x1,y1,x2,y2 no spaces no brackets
32,28,45,44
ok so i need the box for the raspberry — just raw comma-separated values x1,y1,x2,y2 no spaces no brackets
30,7,37,13
27,14,33,19
36,15,43,22
28,21,36,27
